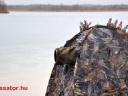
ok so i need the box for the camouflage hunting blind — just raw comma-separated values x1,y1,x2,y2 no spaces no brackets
46,19,128,96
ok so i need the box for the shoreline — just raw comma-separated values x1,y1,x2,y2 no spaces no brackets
7,4,128,12
8,10,128,12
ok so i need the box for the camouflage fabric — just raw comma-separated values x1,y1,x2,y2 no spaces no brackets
45,24,128,96
54,46,78,65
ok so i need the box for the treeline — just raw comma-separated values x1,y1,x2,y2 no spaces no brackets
7,4,128,12
0,0,9,13
0,5,8,13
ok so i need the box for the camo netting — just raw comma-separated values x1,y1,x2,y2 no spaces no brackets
46,25,128,96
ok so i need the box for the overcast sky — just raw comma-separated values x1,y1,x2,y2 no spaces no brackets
5,0,128,5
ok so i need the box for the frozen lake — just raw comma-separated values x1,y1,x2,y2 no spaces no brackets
0,12,128,96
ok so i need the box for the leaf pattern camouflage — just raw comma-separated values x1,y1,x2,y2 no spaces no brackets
45,19,128,96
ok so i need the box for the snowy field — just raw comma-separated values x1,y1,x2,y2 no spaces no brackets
0,12,128,96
